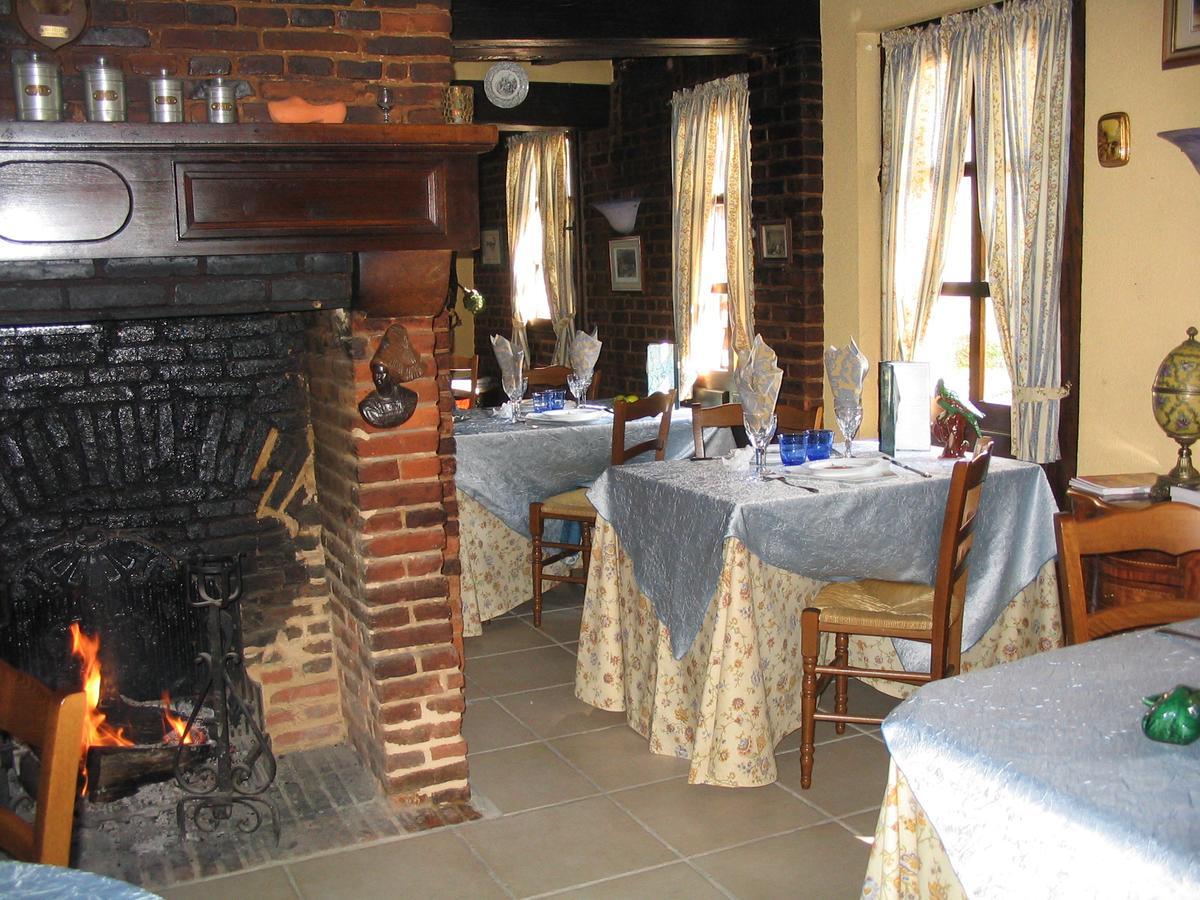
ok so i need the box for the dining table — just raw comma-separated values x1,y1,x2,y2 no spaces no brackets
0,862,161,898
863,618,1200,899
454,403,732,635
574,444,1064,787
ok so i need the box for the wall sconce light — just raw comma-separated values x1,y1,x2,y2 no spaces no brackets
1097,111,1130,167
592,199,641,234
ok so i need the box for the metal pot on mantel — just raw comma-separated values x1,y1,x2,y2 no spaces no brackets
1151,325,1200,500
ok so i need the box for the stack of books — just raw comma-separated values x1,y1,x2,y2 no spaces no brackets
1067,473,1157,500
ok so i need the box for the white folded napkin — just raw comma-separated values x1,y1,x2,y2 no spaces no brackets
721,446,755,471
570,329,602,381
491,334,525,398
734,335,783,434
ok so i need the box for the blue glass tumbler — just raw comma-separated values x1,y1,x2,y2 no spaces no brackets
533,391,552,413
804,429,834,461
549,389,566,410
779,433,807,466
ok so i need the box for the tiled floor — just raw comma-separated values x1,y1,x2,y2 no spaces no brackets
162,586,900,899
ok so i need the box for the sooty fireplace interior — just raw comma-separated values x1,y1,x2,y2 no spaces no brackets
0,121,497,815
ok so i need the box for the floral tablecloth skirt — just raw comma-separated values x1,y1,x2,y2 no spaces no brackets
459,490,570,637
861,760,967,899
575,516,1062,787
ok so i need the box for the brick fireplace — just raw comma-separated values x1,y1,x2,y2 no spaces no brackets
0,121,496,810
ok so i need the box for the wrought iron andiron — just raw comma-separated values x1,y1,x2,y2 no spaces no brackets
174,554,279,840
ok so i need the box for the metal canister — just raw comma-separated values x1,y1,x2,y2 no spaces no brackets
83,57,126,122
11,53,62,122
148,69,183,123
207,78,237,124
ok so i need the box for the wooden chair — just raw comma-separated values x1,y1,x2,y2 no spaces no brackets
525,364,601,400
448,354,479,408
529,390,676,625
798,443,993,788
0,659,86,866
1054,502,1200,644
688,401,825,458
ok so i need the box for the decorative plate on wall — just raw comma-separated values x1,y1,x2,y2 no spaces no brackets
483,62,529,109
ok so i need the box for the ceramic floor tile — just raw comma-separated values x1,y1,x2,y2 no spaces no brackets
776,733,892,817
462,697,539,754
550,724,690,791
286,831,506,899
555,862,726,899
465,616,554,658
533,606,585,645
842,809,884,842
612,779,826,857
693,822,873,900
459,796,676,897
159,866,298,900
834,680,905,721
497,683,626,739
775,718,865,754
467,742,598,813
464,645,578,697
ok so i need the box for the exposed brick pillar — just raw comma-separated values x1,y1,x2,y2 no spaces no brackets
307,308,466,805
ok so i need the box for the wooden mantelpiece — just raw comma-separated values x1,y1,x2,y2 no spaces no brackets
0,122,498,317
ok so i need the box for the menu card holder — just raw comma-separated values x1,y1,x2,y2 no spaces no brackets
879,361,932,455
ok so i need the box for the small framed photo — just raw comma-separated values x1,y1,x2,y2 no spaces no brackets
479,227,503,267
1163,0,1200,69
757,219,791,265
608,236,642,292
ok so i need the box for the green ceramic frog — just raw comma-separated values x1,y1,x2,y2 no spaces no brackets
1142,685,1200,745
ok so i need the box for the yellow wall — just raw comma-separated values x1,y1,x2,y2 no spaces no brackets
821,0,1200,475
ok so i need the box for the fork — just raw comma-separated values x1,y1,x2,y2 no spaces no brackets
763,473,818,493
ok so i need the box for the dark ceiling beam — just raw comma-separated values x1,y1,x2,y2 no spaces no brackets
453,37,777,63
456,81,609,130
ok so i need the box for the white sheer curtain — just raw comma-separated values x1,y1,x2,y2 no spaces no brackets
970,0,1073,463
880,21,973,362
671,74,753,399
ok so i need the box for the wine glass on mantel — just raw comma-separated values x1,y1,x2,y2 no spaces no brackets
376,86,394,124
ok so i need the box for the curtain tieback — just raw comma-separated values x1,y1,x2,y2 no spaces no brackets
1013,382,1071,402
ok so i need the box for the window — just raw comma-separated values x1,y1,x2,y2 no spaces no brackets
511,172,551,322
692,129,732,374
912,121,1012,429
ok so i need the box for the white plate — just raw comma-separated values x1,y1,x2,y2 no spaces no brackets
797,457,892,481
525,408,608,425
483,62,529,108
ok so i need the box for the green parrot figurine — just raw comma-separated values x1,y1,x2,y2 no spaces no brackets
1141,685,1200,745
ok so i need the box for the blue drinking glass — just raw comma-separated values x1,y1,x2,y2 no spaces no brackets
549,389,566,410
533,391,552,413
804,429,834,461
779,433,807,466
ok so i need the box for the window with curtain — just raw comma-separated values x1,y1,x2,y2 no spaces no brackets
881,0,1074,464
671,74,753,400
506,131,577,365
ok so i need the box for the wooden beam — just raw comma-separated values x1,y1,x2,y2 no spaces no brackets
454,37,774,62
458,81,608,129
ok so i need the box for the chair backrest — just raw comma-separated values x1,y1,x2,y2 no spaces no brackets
0,659,86,866
929,444,992,679
1054,502,1200,644
688,401,825,458
448,354,479,408
525,365,572,393
612,391,676,465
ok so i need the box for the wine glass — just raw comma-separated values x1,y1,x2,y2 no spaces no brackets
567,372,591,408
501,350,526,423
743,412,777,482
833,401,863,458
376,86,394,123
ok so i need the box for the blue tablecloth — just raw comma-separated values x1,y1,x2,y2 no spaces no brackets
882,621,1200,899
587,446,1057,662
0,862,160,898
454,405,725,537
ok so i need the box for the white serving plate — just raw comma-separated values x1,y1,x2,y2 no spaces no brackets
797,457,892,481
525,407,608,425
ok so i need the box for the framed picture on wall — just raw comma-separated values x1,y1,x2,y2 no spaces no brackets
609,236,643,291
757,219,791,265
480,228,503,266
1163,0,1200,68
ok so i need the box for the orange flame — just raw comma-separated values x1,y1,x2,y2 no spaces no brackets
160,692,197,745
68,623,133,750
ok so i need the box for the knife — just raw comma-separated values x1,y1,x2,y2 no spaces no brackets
881,454,933,478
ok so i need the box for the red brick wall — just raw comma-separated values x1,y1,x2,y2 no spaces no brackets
472,44,824,406
0,0,451,124
306,309,467,803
